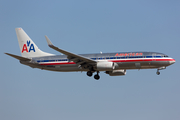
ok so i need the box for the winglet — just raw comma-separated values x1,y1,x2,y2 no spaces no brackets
45,36,53,46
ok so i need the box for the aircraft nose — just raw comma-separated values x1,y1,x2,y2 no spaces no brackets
169,59,176,65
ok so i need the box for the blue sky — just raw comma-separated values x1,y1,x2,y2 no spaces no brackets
0,0,180,120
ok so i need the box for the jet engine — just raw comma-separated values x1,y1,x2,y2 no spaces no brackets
96,62,117,71
106,69,126,76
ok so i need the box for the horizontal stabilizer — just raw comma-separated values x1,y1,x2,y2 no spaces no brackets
5,53,31,61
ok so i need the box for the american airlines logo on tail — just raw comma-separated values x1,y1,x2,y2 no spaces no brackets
21,40,35,53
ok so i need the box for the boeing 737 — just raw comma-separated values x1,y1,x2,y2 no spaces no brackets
5,28,175,80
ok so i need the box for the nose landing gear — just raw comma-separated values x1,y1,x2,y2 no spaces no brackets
156,70,160,75
156,66,166,75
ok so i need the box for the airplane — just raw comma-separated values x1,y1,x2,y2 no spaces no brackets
5,28,176,80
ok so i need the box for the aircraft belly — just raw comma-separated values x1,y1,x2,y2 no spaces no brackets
45,64,82,72
42,66,82,72
151,61,169,66
116,61,169,69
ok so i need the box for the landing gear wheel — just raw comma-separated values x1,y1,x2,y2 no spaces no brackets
156,69,160,75
87,71,93,77
156,71,160,75
94,74,100,80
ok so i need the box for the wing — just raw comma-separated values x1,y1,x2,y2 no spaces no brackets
45,36,96,65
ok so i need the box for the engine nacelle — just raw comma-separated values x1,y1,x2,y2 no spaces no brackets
106,69,126,76
96,62,115,71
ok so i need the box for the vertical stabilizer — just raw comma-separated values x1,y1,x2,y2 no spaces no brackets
15,28,54,58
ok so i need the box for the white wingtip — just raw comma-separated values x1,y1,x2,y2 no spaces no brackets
45,35,53,46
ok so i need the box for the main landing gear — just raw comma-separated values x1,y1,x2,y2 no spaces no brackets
87,71,93,77
87,71,100,80
94,71,100,80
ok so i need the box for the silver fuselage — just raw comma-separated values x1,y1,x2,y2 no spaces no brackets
21,52,175,72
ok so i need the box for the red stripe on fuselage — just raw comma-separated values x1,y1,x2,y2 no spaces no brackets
109,58,175,63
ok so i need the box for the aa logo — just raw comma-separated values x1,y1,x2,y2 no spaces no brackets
21,40,35,53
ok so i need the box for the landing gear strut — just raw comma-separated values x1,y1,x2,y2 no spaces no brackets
94,71,100,80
